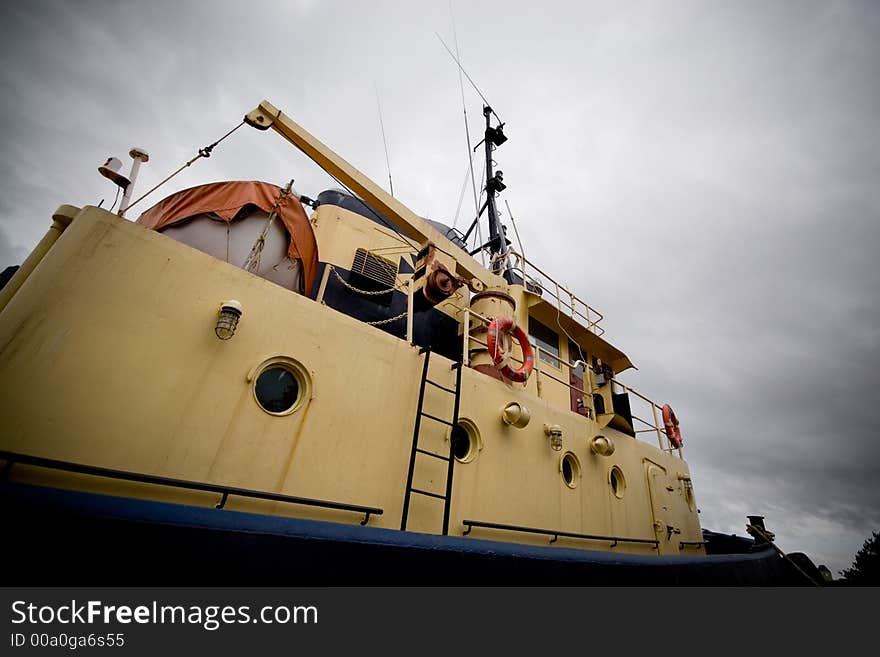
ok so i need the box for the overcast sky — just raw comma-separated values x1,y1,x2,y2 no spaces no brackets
1,0,878,577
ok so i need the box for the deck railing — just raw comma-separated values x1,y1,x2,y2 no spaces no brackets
322,246,678,457
505,249,605,336
0,450,384,525
445,303,682,457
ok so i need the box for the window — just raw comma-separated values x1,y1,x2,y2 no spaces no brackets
528,317,560,368
561,452,581,488
610,466,626,498
255,367,300,413
249,356,312,416
451,418,481,463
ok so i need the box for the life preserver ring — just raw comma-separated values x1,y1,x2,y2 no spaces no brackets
486,316,534,383
661,404,682,448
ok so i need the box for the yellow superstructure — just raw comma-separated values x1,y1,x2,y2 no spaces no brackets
0,101,704,559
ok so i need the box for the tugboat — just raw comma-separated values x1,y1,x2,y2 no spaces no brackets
0,100,822,585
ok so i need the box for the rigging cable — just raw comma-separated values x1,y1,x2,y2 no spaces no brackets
324,170,417,250
122,119,247,215
504,198,587,367
451,154,476,231
375,85,395,197
446,2,484,265
108,185,121,213
436,32,503,125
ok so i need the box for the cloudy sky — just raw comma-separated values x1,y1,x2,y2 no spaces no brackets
2,0,878,577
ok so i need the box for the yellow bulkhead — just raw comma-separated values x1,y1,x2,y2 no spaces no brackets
0,202,703,556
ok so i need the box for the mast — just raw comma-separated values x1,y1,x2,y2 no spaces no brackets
471,105,511,278
483,106,507,267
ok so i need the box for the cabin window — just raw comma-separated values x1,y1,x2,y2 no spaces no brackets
528,317,560,368
561,452,581,488
255,367,299,413
250,356,311,416
610,466,626,498
451,418,481,463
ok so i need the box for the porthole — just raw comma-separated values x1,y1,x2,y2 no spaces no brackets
561,452,581,489
609,465,626,498
451,418,481,463
249,356,311,416
255,367,298,413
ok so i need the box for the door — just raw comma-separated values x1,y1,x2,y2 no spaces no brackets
645,460,680,554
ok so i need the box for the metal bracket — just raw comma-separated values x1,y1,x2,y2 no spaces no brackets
244,107,281,131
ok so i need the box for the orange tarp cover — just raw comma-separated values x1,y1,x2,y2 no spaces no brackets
137,181,319,292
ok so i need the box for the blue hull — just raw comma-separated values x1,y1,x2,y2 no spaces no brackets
0,482,806,585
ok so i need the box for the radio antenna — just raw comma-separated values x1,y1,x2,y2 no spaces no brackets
435,32,503,125
436,29,510,277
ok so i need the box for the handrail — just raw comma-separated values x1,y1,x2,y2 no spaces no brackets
462,519,659,549
506,249,605,336
0,450,383,526
452,305,679,456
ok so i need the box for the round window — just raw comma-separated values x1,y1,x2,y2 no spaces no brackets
255,366,300,414
248,356,311,416
610,465,626,498
561,452,581,489
451,418,481,463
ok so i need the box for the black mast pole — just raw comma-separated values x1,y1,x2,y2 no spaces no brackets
483,105,508,276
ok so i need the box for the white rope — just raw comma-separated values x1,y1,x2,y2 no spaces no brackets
243,181,293,273
242,212,275,273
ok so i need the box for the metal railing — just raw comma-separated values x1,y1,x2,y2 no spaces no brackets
323,250,678,457
506,250,605,336
0,450,384,525
608,378,683,456
448,303,681,456
462,519,659,549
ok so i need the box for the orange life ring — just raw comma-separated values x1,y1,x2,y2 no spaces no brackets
661,404,682,448
486,316,534,383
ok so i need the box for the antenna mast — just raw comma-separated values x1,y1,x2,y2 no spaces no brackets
437,32,512,277
481,105,508,274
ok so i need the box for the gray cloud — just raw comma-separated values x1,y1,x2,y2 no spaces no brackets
1,0,878,576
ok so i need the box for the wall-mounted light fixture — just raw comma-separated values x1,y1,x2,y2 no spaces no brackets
544,423,563,451
215,300,243,340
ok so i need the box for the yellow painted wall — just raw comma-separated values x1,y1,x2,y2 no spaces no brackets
0,205,702,555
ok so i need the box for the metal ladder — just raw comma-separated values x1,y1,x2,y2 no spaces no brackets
400,347,462,535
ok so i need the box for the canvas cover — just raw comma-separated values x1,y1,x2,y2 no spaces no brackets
137,181,318,293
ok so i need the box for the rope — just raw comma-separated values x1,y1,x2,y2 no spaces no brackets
242,180,293,273
123,120,246,215
331,266,397,296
